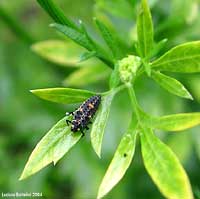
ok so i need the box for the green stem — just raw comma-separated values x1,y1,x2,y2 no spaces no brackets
126,83,141,123
101,84,126,96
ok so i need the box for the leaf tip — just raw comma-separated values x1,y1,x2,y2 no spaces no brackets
185,91,194,100
92,143,102,158
188,94,194,100
97,152,101,159
18,171,27,181
163,38,168,43
97,190,103,199
97,185,107,199
29,89,38,95
53,159,58,166
49,23,57,28
18,176,23,181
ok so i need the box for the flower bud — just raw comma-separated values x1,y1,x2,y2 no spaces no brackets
118,55,141,83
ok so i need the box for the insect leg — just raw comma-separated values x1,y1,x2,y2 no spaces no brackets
85,126,89,130
66,120,72,126
66,111,74,116
80,128,85,137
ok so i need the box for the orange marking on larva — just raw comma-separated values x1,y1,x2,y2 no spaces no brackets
88,103,94,108
67,95,101,133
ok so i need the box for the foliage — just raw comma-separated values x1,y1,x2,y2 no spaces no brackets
1,0,200,198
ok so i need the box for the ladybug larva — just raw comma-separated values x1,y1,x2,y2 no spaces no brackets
66,95,101,136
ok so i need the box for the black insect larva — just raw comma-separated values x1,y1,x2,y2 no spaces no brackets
66,95,101,136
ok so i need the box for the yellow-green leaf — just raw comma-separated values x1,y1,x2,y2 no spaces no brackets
137,0,154,58
63,65,111,87
32,40,84,66
19,116,81,180
149,112,200,131
97,117,138,199
31,88,95,104
152,41,200,73
151,70,193,100
140,128,193,199
90,92,115,157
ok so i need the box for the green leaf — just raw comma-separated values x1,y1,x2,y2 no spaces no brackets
90,92,115,157
149,112,200,131
95,19,122,59
151,41,200,73
31,88,95,104
50,23,94,51
63,65,111,87
79,20,114,67
51,23,114,69
78,20,97,50
151,70,193,100
147,38,168,60
140,128,193,199
137,0,154,58
19,116,81,180
79,51,97,62
37,0,79,30
97,117,138,199
31,40,84,66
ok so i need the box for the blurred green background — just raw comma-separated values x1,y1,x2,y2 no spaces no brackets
0,0,200,198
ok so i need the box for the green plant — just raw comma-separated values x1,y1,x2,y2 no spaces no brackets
19,0,200,198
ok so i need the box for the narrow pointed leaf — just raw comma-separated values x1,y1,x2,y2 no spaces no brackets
151,71,193,100
19,116,81,180
95,19,122,59
90,92,115,157
50,23,94,51
140,128,193,199
147,38,168,60
149,112,200,131
97,117,138,199
37,0,79,30
152,41,200,73
31,88,95,104
137,0,154,58
51,23,114,69
63,65,111,87
31,40,84,66
79,21,97,50
79,51,97,62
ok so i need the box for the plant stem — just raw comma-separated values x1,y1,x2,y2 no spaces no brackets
126,83,141,123
101,84,126,96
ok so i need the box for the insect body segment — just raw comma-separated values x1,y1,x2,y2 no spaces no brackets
66,95,101,136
